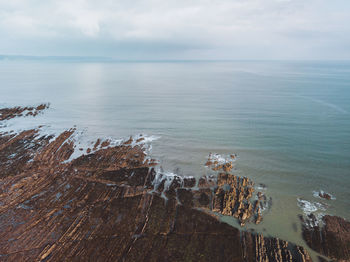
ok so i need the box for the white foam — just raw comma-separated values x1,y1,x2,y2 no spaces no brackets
256,185,267,191
62,133,159,163
210,153,226,164
163,172,177,191
136,134,160,144
206,153,237,167
0,105,162,165
131,134,160,151
150,168,187,200
297,198,326,226
297,198,326,215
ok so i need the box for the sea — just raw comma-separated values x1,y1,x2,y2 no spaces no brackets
1,58,349,251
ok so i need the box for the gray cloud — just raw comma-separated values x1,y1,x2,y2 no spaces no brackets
0,0,349,59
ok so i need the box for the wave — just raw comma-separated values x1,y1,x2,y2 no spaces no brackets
299,95,348,114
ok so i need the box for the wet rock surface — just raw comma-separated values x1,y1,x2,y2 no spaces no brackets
205,153,235,172
313,190,334,201
204,153,268,226
0,105,313,261
300,214,350,262
0,104,49,121
319,192,331,200
213,173,261,226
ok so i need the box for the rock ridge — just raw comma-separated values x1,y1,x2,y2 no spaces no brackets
0,105,312,261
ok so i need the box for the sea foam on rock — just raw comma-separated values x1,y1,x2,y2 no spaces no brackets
313,190,335,200
0,105,314,261
300,214,350,262
298,192,350,261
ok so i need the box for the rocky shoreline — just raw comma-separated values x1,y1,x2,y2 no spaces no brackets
300,214,350,262
0,105,349,261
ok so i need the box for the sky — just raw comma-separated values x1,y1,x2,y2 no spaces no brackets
0,0,349,60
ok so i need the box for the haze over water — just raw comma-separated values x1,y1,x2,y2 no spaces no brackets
1,59,349,247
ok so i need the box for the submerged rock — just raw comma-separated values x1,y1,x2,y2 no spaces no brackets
319,192,331,200
205,153,235,172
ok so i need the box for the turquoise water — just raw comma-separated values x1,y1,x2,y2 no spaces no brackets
1,60,349,248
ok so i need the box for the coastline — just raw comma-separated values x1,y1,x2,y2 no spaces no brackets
0,105,349,261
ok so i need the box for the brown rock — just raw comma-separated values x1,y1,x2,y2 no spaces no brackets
93,138,101,150
205,160,212,166
255,207,263,224
301,214,350,261
101,140,111,147
198,175,216,188
124,136,133,145
183,177,196,188
0,105,312,262
212,173,260,226
177,188,194,207
319,192,332,200
223,162,233,172
136,137,145,143
193,188,212,209
0,104,49,121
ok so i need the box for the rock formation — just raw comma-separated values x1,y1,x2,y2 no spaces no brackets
300,214,350,262
204,153,268,226
0,105,313,261
0,104,49,121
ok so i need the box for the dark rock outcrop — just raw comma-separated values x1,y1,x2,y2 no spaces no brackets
0,105,312,261
301,214,350,262
0,104,49,121
212,173,266,226
318,192,332,200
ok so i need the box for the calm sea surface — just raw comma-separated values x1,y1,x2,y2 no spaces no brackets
1,60,349,248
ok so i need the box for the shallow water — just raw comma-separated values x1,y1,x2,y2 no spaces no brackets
1,59,350,249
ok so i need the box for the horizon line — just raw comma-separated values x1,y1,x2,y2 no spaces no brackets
1,54,350,63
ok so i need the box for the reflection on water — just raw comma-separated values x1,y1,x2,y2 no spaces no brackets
1,60,350,246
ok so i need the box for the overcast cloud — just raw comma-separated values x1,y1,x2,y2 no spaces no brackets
0,0,349,59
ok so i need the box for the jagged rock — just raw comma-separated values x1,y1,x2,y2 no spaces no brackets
205,153,235,172
0,105,312,261
296,246,312,262
93,138,101,150
0,104,49,121
164,176,183,199
319,192,331,200
241,233,312,262
101,139,110,147
192,188,212,209
198,175,216,188
301,214,350,261
223,162,233,172
136,137,144,143
255,207,263,224
124,136,133,145
211,173,261,226
177,188,193,207
183,177,196,188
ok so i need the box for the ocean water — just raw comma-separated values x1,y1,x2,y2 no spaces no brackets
1,59,349,249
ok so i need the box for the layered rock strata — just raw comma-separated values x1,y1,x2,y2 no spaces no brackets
0,106,312,261
0,104,49,121
205,154,268,226
300,214,350,262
